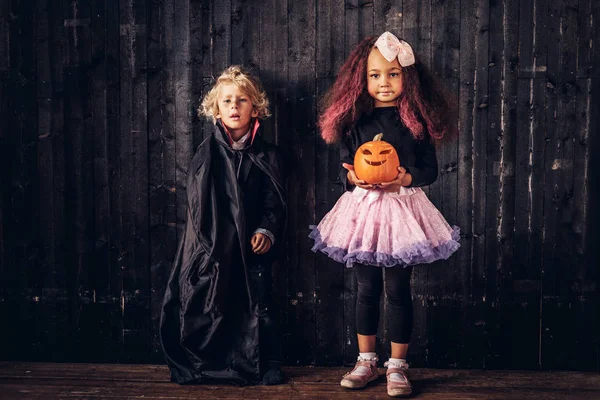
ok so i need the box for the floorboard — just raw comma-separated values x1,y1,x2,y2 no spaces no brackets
1,362,598,399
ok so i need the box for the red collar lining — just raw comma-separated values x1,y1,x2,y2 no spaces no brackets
221,119,261,147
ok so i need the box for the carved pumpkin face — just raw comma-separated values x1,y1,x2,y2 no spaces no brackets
354,133,400,184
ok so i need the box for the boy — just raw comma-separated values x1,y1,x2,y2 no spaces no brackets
160,66,286,386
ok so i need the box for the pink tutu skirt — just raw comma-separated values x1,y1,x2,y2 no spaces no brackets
309,187,460,268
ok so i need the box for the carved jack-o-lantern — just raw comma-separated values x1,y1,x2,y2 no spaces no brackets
354,133,400,184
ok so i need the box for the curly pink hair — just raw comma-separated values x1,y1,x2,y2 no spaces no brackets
318,36,456,144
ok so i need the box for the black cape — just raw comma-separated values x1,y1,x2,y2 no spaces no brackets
160,121,286,385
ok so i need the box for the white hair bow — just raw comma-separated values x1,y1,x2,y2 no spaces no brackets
374,31,415,67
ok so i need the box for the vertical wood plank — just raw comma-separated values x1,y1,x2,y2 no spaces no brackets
0,0,8,328
0,2,21,359
495,0,519,369
583,78,600,371
190,0,204,146
0,0,8,73
594,1,600,77
65,0,107,362
174,0,193,281
514,0,549,370
37,0,71,362
78,0,97,361
345,0,359,59
148,0,177,362
119,0,150,362
36,0,56,360
469,0,490,369
0,0,16,360
375,0,402,35
570,10,600,370
258,0,288,143
231,0,259,70
211,0,231,75
519,0,548,79
417,0,460,368
8,0,42,360
199,0,211,78
50,0,70,362
105,0,123,362
147,0,163,363
400,0,415,44
286,0,317,366
456,0,476,368
572,77,596,370
576,0,599,78
407,0,431,67
316,0,344,79
314,0,345,365
541,0,578,370
483,0,506,369
513,77,546,369
22,0,43,360
118,0,134,362
359,0,374,38
132,0,150,362
90,0,122,361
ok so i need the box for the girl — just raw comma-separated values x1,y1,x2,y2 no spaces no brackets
160,66,286,386
309,32,460,397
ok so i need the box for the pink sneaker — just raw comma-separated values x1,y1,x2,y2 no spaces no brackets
385,360,412,397
340,356,379,389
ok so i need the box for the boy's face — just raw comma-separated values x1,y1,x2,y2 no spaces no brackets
216,83,258,140
366,48,404,107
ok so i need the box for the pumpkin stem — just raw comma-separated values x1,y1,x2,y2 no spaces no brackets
373,133,384,141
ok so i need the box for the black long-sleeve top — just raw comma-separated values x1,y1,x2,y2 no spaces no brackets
339,106,438,191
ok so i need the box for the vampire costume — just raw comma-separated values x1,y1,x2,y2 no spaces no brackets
160,120,287,385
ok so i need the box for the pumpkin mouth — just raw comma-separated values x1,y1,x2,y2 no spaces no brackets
365,159,387,166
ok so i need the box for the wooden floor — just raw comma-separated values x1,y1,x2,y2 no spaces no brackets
1,362,599,399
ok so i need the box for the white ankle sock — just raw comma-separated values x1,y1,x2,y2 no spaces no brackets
350,353,378,376
387,357,406,368
386,358,408,383
359,352,378,361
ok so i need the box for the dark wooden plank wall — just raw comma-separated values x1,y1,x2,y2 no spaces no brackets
0,0,598,370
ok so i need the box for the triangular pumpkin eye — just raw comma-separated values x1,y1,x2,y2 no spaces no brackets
362,149,372,155
379,149,392,155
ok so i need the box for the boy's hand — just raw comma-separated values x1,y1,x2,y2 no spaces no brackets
251,233,272,255
379,166,413,192
342,163,374,189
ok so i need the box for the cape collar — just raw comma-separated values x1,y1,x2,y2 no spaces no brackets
218,119,261,148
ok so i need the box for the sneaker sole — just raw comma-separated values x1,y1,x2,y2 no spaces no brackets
340,374,379,389
387,387,412,397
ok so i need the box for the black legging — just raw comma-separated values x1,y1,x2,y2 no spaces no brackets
354,263,413,344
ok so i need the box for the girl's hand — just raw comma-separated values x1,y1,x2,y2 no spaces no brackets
251,233,272,255
342,163,374,189
379,166,413,192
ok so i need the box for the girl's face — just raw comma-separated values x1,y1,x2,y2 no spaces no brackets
366,48,403,107
216,83,258,139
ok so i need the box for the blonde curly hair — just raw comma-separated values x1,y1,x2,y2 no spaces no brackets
199,65,271,123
